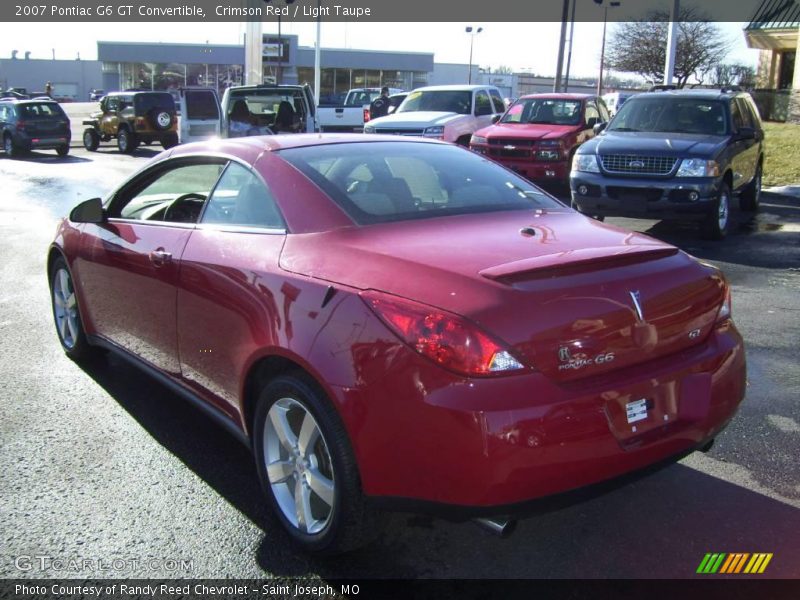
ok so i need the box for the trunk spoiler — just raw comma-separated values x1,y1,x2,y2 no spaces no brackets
479,245,679,283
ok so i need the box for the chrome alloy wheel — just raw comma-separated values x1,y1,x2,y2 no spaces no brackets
53,267,79,349
718,188,730,231
264,398,335,535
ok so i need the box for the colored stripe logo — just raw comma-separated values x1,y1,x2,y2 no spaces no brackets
697,553,773,574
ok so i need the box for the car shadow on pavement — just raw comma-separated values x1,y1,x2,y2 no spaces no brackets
76,352,800,579
2,152,92,163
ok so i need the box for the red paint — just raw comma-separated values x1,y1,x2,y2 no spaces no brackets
52,135,746,510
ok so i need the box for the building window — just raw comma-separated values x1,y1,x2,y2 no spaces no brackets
779,50,795,90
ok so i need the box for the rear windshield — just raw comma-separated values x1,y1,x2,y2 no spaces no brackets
397,90,472,115
185,90,220,119
134,93,175,113
279,142,564,225
227,89,307,117
345,90,380,106
18,102,65,119
608,97,728,135
502,98,582,125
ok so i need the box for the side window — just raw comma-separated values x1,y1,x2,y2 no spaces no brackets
597,99,610,122
744,97,762,126
0,105,7,121
489,90,505,114
106,97,120,112
730,100,746,131
584,102,601,127
201,162,285,229
474,91,493,116
112,162,226,223
735,98,754,128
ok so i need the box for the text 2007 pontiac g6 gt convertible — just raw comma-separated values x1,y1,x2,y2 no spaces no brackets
48,135,745,554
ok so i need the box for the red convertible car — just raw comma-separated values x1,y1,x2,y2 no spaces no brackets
48,135,746,554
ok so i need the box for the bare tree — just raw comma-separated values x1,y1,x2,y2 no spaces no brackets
605,7,732,88
708,63,756,88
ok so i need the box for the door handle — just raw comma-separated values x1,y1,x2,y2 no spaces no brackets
149,248,172,266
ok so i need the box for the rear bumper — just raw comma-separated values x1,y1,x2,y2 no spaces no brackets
570,171,720,220
335,322,746,509
14,131,70,150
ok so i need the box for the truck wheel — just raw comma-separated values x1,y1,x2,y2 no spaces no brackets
117,128,138,154
701,182,731,240
56,145,70,157
161,133,179,149
739,163,761,212
83,129,99,151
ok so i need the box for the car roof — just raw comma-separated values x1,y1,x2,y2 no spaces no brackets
518,93,593,100
411,84,498,92
170,133,445,157
0,98,58,105
636,89,747,101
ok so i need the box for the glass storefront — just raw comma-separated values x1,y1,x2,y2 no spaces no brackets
108,61,244,93
296,67,429,103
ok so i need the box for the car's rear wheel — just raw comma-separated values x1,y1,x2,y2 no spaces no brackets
50,256,94,361
253,373,383,555
161,133,179,149
701,182,731,240
740,163,762,212
117,128,138,154
56,145,69,157
82,129,99,151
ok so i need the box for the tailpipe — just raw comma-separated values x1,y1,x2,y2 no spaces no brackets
473,516,517,538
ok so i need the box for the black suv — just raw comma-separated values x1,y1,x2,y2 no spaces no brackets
570,89,764,239
1,99,71,157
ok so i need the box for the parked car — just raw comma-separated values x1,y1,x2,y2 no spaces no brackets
364,84,506,145
386,92,407,115
89,89,106,102
1,98,71,157
220,84,317,137
601,91,636,116
470,93,609,185
82,91,179,153
570,88,765,239
317,87,404,133
2,87,29,100
49,134,745,554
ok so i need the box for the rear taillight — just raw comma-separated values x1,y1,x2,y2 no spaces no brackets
363,107,370,123
717,286,732,323
362,291,525,377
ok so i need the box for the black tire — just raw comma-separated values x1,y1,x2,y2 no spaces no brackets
701,182,732,240
148,108,173,131
4,133,21,158
117,128,138,154
56,145,69,157
739,163,762,212
161,133,179,149
49,255,96,361
456,135,471,147
82,128,99,151
253,372,383,555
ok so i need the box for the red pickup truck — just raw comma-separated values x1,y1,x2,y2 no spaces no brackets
470,93,610,185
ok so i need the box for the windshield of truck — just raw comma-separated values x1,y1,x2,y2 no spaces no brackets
608,97,728,135
501,98,582,125
397,90,472,115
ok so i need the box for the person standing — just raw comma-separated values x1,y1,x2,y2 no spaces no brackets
369,86,390,121
45,82,53,98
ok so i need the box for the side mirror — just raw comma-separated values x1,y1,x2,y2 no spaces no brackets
69,197,105,224
593,122,607,135
737,126,756,140
586,117,599,129
491,114,502,124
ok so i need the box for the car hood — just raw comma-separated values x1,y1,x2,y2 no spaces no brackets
280,210,724,382
582,131,728,156
369,111,463,128
474,122,579,140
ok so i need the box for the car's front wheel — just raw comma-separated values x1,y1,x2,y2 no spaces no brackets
701,182,732,240
253,373,383,555
83,129,99,151
49,255,94,360
4,134,21,157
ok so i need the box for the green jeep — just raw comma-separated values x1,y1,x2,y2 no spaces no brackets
82,91,179,153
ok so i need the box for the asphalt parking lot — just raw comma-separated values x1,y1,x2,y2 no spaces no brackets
0,146,798,580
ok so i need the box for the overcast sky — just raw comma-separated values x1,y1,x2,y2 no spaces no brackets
0,21,759,79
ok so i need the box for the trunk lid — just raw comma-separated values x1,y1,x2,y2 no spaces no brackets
280,210,725,381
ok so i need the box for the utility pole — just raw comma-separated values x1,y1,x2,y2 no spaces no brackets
553,0,570,92
244,0,262,85
563,0,577,92
663,0,680,86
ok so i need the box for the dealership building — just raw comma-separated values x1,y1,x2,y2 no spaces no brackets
0,34,520,102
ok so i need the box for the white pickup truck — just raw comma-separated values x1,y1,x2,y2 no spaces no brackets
317,87,403,133
363,85,506,145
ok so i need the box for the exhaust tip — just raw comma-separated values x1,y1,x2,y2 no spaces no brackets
473,516,517,538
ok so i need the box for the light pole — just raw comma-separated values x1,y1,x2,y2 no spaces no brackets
595,0,621,96
314,0,321,107
465,26,483,84
663,0,680,86
263,0,295,84
554,0,569,92
563,0,577,92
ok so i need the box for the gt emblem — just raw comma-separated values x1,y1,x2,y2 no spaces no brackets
558,346,572,362
689,328,701,339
